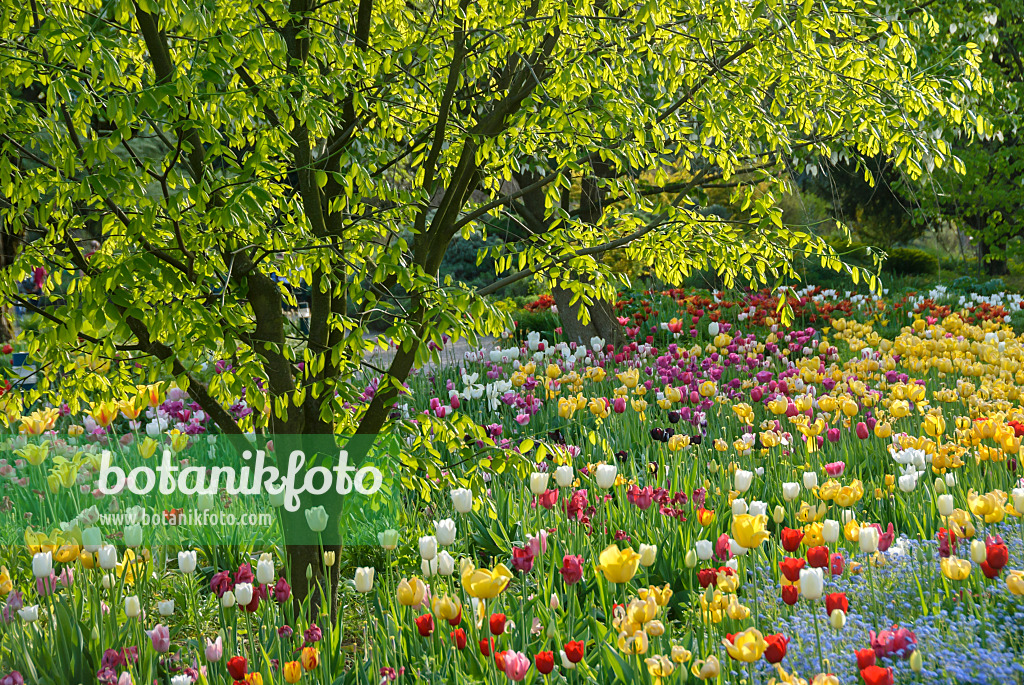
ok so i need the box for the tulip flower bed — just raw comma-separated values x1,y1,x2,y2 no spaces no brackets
2,286,1024,685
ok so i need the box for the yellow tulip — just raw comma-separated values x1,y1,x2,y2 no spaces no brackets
940,556,971,581
396,577,427,606
89,401,120,428
283,661,302,684
645,655,675,685
596,544,642,584
617,629,649,655
16,441,50,466
723,627,768,663
923,414,946,438
431,595,461,621
1007,570,1024,596
19,408,59,435
671,645,692,663
692,655,721,680
139,437,159,459
731,514,770,549
460,562,513,599
0,566,11,594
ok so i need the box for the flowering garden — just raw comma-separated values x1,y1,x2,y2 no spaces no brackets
1,283,1023,685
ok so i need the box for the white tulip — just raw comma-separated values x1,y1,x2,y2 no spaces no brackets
638,544,657,567
418,535,438,561
233,583,254,606
1012,488,1024,514
708,322,720,336
799,568,824,600
82,527,102,553
555,465,574,487
530,472,550,495
98,545,118,570
354,567,375,593
125,595,141,618
695,540,714,561
748,501,767,517
822,520,840,544
782,482,800,502
802,471,818,489
18,605,39,623
451,488,473,514
32,552,52,579
256,558,275,585
970,540,987,564
729,539,748,556
595,464,617,489
734,469,753,493
859,527,880,554
158,600,175,616
421,556,439,577
731,498,748,516
437,550,456,577
221,591,236,608
178,550,198,574
434,519,456,546
937,494,954,518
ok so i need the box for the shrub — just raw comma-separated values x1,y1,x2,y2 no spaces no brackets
883,248,938,276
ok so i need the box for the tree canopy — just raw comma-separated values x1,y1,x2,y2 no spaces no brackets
0,0,983,441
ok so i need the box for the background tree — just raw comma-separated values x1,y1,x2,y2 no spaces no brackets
0,0,979,602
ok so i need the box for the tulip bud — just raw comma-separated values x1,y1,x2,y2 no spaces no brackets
550,593,560,610
830,609,846,630
305,564,314,581
221,591,236,608
773,505,786,524
934,477,946,494
322,551,336,568
945,473,956,488
125,596,141,618
684,549,698,568
910,650,923,673
639,544,657,567
937,494,954,518
707,460,720,475
970,540,987,564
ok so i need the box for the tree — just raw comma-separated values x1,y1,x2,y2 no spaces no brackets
0,0,978,603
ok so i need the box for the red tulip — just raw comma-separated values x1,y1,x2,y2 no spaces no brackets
980,561,1000,579
535,651,555,674
781,528,804,552
489,613,506,635
697,568,717,588
450,629,467,650
825,593,848,616
494,651,508,671
855,648,876,670
779,557,805,583
855,422,869,439
415,613,434,637
480,638,495,656
860,665,894,685
227,656,248,681
830,553,845,576
564,640,585,663
781,585,799,606
986,541,1009,571
763,634,789,664
807,546,830,568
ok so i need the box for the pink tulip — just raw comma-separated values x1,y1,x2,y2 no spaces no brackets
148,624,170,653
205,636,223,662
824,461,846,477
855,422,870,440
504,650,531,681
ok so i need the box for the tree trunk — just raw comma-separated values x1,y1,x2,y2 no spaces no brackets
0,307,14,343
552,284,622,347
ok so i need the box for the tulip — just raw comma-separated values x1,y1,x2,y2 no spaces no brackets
226,656,247,680
596,544,642,583
564,640,585,663
860,665,894,685
773,505,786,524
301,646,319,669
415,613,434,637
148,624,171,653
304,506,329,532
354,567,375,593
31,552,52,579
910,650,923,673
397,577,427,605
595,464,617,489
431,595,462,622
734,469,753,493
1006,570,1024,595
418,535,438,561
782,482,800,501
722,627,768,662
970,540,987,564
116,591,142,620
859,527,879,554
205,636,223,662
799,568,824,600
937,494,954,518
781,528,804,552
435,519,456,546
234,583,254,606
692,655,720,680
460,562,513,599
158,600,175,616
645,654,675,685
763,634,789,664
555,465,574,487
256,558,275,585
422,557,438,578
504,651,530,681
940,556,971,581
639,544,658,567
684,549,698,568
17,605,38,623
731,514,769,549
535,651,555,675
829,609,846,630
221,591,236,608
451,488,473,514
695,540,714,561
1013,488,1024,514
123,523,143,548
82,527,102,553
731,498,748,516
178,550,198,574
558,555,585,584
822,520,840,544
283,661,302,684
378,529,399,550
530,472,549,495
437,551,456,576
